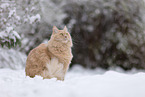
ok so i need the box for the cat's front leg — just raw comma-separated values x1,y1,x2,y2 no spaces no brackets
60,63,69,80
43,75,52,79
55,63,65,80
56,76,64,81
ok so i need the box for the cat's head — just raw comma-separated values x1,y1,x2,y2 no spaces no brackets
50,26,73,47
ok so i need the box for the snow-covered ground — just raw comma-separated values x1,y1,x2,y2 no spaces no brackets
0,65,145,97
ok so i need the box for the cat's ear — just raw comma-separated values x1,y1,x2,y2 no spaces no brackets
63,26,68,32
53,26,59,34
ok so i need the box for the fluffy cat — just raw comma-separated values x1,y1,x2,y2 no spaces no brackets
25,26,73,80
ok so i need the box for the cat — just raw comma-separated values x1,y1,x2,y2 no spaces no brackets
25,26,73,80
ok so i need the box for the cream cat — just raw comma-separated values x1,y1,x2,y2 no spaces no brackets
25,26,73,80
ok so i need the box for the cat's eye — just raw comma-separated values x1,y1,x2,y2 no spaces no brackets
60,33,63,36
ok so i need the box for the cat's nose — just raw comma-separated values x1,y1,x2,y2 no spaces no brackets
64,36,67,39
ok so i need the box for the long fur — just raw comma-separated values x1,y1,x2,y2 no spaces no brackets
25,26,73,80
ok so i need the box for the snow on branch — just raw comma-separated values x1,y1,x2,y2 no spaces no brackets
0,0,40,48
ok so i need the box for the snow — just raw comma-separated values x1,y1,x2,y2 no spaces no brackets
8,9,16,18
6,27,14,33
29,14,41,24
0,26,21,43
0,31,7,38
0,3,9,9
0,65,145,97
0,48,26,70
13,31,21,39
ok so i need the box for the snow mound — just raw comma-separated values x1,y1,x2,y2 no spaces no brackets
0,65,145,97
0,48,26,70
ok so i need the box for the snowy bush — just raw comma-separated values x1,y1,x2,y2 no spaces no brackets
0,0,40,69
0,48,26,69
0,0,40,48
20,0,66,54
64,0,145,70
0,1,20,48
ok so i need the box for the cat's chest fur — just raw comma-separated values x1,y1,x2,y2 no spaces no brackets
45,57,64,77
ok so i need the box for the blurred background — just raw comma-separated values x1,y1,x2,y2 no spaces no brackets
1,0,145,71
